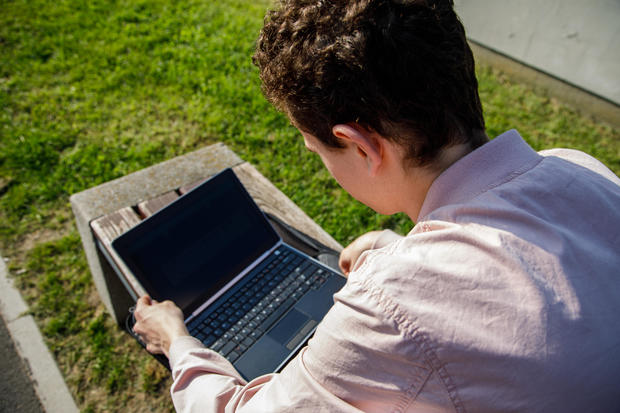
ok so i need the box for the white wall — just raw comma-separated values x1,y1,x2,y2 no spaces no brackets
454,0,620,105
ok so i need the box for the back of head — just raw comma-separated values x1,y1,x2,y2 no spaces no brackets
254,0,487,167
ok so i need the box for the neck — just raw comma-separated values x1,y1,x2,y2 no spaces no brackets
433,142,475,176
402,143,475,221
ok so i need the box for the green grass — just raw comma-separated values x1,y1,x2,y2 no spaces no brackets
0,0,618,411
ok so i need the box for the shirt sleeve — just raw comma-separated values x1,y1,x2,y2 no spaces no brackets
539,147,620,185
167,335,366,412
167,273,444,412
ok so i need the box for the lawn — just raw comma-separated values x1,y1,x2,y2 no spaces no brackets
1,0,618,412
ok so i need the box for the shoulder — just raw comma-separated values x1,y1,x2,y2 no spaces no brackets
306,222,547,410
347,216,620,410
352,221,525,304
304,223,531,410
538,147,620,185
302,263,443,411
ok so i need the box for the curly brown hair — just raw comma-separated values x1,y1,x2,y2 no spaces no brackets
253,0,487,167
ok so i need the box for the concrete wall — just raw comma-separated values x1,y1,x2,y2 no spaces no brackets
454,0,620,106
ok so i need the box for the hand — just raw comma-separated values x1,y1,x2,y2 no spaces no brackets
339,230,402,275
133,295,190,358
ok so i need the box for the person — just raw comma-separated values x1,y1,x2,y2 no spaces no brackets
132,0,620,411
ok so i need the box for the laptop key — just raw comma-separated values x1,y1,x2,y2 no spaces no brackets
227,351,241,363
220,341,236,356
233,318,245,329
203,335,216,347
249,328,263,339
283,284,296,297
302,265,317,278
295,261,311,273
312,277,326,289
253,312,267,324
227,314,241,325
212,338,226,352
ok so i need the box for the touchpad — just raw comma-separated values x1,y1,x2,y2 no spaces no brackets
267,309,309,345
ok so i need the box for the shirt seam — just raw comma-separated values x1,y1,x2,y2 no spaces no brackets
349,274,465,412
420,156,544,223
397,367,433,413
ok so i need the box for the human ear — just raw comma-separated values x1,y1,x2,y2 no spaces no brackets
332,123,383,176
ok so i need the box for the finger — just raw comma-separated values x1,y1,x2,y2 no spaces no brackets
132,322,144,335
135,296,152,320
137,295,152,308
339,257,350,274
339,246,357,274
146,343,162,355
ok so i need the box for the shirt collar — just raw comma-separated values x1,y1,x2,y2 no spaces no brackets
417,129,542,221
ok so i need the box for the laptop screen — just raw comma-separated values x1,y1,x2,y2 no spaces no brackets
112,169,280,316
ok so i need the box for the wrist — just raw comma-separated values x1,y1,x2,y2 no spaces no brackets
168,325,190,344
165,322,189,350
164,331,190,358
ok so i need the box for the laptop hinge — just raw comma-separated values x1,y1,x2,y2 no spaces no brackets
186,240,283,322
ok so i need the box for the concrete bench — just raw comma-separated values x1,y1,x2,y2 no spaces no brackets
71,143,342,325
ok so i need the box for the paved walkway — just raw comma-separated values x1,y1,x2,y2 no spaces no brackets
0,256,79,413
0,314,44,413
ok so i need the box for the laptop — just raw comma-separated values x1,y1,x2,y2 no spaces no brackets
111,168,346,380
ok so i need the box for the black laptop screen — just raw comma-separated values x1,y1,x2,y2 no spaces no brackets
111,169,280,316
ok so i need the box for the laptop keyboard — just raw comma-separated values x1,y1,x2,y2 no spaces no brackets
187,246,330,363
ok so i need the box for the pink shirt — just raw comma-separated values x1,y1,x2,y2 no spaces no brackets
168,130,620,412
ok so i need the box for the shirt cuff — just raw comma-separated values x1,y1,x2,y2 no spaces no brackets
168,335,206,368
